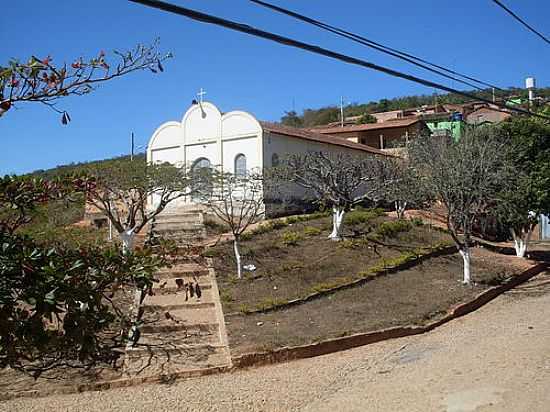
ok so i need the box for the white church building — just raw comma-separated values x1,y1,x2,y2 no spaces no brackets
147,101,387,215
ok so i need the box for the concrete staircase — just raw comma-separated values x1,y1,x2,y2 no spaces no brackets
150,208,207,245
125,207,230,378
124,258,232,377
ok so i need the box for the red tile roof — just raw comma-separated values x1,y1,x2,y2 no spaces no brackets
260,122,389,156
311,117,422,134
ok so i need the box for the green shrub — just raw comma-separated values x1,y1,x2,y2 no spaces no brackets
202,248,220,258
238,303,251,313
255,297,287,311
220,291,234,303
204,219,228,233
345,208,385,226
373,219,413,238
303,226,322,237
367,251,419,274
250,223,272,236
285,216,299,224
338,238,369,249
279,231,303,246
239,232,253,241
271,219,288,229
410,217,424,226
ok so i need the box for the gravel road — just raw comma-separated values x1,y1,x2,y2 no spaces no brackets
2,271,549,412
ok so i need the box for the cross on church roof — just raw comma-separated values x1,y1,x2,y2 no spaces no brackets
197,88,207,104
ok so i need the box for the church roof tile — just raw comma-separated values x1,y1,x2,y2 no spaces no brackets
260,122,389,156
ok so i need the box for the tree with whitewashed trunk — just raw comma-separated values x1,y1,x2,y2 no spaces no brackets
408,129,513,284
82,158,194,253
275,152,388,241
495,117,550,258
199,170,264,279
379,157,432,220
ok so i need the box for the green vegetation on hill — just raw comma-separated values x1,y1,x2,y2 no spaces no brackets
22,154,145,236
29,153,145,179
281,87,550,127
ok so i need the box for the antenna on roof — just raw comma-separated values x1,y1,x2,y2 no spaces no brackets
340,96,348,127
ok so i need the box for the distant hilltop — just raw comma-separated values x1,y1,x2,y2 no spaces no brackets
281,86,550,128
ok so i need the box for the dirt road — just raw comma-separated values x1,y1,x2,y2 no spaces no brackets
2,272,549,412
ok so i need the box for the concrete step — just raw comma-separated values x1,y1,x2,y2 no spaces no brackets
142,307,217,326
153,276,212,295
126,342,227,358
124,344,230,376
155,211,203,220
138,329,220,346
153,222,204,231
154,214,203,223
155,264,209,278
153,232,206,242
144,301,215,311
144,287,215,307
154,228,205,236
141,322,219,334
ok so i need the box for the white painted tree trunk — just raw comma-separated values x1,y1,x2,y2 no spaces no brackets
328,207,345,241
234,239,242,279
120,228,136,254
459,247,472,285
395,200,408,220
511,227,532,258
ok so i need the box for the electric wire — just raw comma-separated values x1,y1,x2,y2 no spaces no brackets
491,0,550,45
250,0,503,92
128,0,549,120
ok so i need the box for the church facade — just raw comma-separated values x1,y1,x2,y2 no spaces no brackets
147,101,387,213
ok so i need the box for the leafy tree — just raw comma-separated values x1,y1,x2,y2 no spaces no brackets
408,128,513,284
0,40,171,122
82,158,195,253
0,42,173,376
200,170,264,278
355,113,377,125
496,117,550,257
0,176,163,376
275,152,387,241
280,110,303,128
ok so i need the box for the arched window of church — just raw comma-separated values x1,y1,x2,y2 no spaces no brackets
271,153,279,167
192,157,211,171
191,157,212,201
234,154,247,177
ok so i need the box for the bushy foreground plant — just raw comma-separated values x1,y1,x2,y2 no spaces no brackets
0,175,164,376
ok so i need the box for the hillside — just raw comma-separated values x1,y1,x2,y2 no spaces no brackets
29,153,145,179
281,86,550,127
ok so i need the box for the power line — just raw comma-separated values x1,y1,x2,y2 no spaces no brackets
491,0,550,45
128,0,549,120
250,0,502,92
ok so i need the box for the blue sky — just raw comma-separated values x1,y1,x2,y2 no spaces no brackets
1,0,549,175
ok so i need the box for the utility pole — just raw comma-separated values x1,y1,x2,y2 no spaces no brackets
130,132,135,161
492,87,496,103
340,96,345,127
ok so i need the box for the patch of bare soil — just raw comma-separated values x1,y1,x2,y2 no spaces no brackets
226,247,532,355
212,213,451,313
